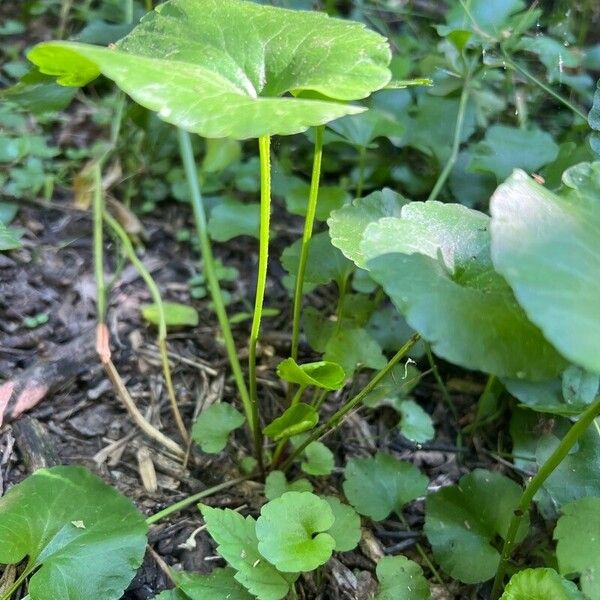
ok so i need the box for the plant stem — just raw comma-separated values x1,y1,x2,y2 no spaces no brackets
103,210,189,445
427,76,471,202
290,125,324,362
490,394,600,599
280,335,420,472
145,475,252,525
124,0,134,24
247,135,272,472
93,164,106,322
355,145,367,199
177,130,253,434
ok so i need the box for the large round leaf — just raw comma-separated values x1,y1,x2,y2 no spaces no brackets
363,201,565,380
0,466,147,600
28,0,392,140
490,163,600,374
501,568,585,600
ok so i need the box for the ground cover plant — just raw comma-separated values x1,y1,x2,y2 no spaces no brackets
0,0,599,598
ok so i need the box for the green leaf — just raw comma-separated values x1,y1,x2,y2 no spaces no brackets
327,109,405,147
28,0,391,140
208,198,260,241
141,302,199,328
301,442,335,476
0,202,18,224
323,496,361,552
374,556,429,600
590,80,600,155
490,163,600,374
364,202,565,380
555,497,600,600
264,471,313,501
192,403,245,453
468,125,559,181
263,404,318,442
324,326,387,378
0,222,23,251
366,305,425,357
170,568,254,600
200,505,295,600
328,188,408,268
343,453,428,521
0,466,147,600
276,358,345,391
500,568,585,600
255,492,335,572
285,185,349,221
202,138,241,173
362,363,421,410
562,365,599,406
398,400,434,444
424,469,529,584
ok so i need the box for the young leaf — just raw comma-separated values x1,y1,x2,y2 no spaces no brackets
555,497,600,600
301,442,335,476
192,403,245,453
276,358,345,391
141,302,199,328
255,492,336,572
0,466,147,600
200,505,296,600
500,568,585,600
263,404,318,442
490,163,600,374
323,496,361,552
424,469,529,584
343,453,428,521
363,202,565,380
374,556,429,600
264,471,313,501
28,0,392,140
168,568,254,600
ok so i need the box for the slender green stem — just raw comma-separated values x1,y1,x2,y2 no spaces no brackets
427,76,471,202
501,49,588,122
355,145,367,199
177,130,253,437
145,475,251,525
93,164,106,322
103,210,189,444
280,335,420,472
491,394,600,599
145,0,153,11
247,135,272,471
290,125,324,362
124,0,134,25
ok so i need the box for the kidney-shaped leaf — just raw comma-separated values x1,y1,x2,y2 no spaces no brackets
501,568,585,600
277,358,345,390
491,163,600,374
28,0,391,140
263,403,319,441
0,466,147,600
255,492,336,572
363,201,565,380
424,469,529,584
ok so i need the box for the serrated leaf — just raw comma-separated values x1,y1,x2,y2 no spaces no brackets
192,403,245,453
323,496,361,552
170,568,254,600
264,471,313,501
501,568,584,600
555,497,600,600
343,453,428,521
374,556,429,600
0,466,147,600
301,442,334,476
276,358,345,391
28,0,391,140
491,163,600,374
363,202,565,380
255,492,335,572
141,302,199,328
263,404,318,442
424,469,529,584
208,198,259,241
200,505,295,600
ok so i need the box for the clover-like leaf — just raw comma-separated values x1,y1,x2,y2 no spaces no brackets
200,505,296,600
255,492,336,572
264,471,313,501
141,302,199,328
301,441,335,476
374,556,429,600
555,497,600,600
28,0,392,140
343,453,428,521
424,469,529,584
491,163,600,374
323,496,361,552
167,568,254,600
0,466,147,600
500,568,585,600
363,201,565,380
263,404,318,442
276,358,345,391
192,403,245,453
